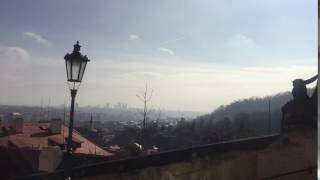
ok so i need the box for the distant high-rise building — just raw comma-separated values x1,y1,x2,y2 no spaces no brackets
89,113,94,130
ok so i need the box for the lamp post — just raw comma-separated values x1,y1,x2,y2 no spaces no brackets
64,41,90,153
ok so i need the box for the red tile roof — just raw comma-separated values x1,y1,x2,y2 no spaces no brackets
0,122,112,156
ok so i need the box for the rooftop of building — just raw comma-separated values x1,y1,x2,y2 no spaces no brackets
0,121,112,156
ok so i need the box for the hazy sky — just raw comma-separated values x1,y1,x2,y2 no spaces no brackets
0,0,317,112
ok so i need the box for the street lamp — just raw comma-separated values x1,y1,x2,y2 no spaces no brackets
64,41,90,153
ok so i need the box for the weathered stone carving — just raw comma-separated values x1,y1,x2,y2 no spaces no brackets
281,75,317,131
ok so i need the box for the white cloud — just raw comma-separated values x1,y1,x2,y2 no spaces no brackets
225,34,257,49
128,34,140,41
0,46,29,60
0,45,67,106
222,34,264,62
163,37,185,44
158,47,175,56
82,58,316,112
23,32,49,45
0,45,316,112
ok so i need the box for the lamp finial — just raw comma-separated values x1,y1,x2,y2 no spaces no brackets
73,41,81,52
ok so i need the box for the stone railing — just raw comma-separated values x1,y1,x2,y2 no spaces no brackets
18,128,316,180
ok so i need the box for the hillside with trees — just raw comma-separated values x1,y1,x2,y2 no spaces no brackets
110,91,301,151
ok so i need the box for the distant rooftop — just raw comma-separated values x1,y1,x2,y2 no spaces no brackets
0,122,112,156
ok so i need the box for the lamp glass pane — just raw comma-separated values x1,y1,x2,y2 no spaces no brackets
71,59,81,81
66,60,72,81
79,61,87,81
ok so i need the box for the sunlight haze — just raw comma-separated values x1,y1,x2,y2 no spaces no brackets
0,0,317,112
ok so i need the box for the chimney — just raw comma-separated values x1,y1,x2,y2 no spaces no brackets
38,146,62,172
11,112,23,133
50,118,62,134
13,118,23,133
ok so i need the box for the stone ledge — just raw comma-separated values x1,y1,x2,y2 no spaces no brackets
18,134,279,180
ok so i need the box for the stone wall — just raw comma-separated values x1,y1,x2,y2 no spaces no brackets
78,129,316,180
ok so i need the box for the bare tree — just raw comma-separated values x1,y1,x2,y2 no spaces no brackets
136,83,153,130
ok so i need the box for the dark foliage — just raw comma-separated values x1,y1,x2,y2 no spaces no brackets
110,91,299,151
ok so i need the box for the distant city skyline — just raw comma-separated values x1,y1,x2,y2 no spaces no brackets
0,0,317,112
